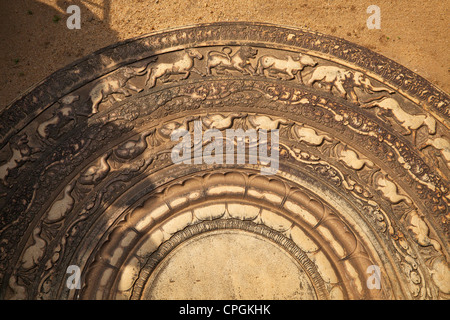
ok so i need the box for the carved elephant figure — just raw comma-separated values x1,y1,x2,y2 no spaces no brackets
307,66,394,103
362,97,436,143
89,64,148,114
257,53,317,83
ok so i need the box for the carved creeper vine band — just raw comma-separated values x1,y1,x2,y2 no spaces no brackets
170,119,280,175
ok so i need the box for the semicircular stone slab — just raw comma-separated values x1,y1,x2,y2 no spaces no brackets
0,22,449,300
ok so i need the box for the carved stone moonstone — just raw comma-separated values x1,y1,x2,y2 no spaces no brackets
0,22,449,300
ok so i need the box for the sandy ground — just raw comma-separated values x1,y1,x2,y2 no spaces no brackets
0,0,448,108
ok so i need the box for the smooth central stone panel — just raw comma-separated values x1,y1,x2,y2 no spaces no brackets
143,229,317,300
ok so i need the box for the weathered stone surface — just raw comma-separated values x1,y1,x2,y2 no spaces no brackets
0,22,448,300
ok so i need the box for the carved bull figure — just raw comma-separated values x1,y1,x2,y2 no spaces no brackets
257,53,317,83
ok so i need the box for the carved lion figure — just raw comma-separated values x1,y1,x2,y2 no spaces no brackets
206,46,258,75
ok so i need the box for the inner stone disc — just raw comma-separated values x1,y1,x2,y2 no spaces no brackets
143,229,317,300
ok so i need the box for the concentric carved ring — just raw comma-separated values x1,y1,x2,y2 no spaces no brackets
129,219,328,300
0,22,448,300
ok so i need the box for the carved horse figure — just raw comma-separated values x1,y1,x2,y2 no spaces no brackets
89,64,149,114
145,48,204,88
307,66,394,103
